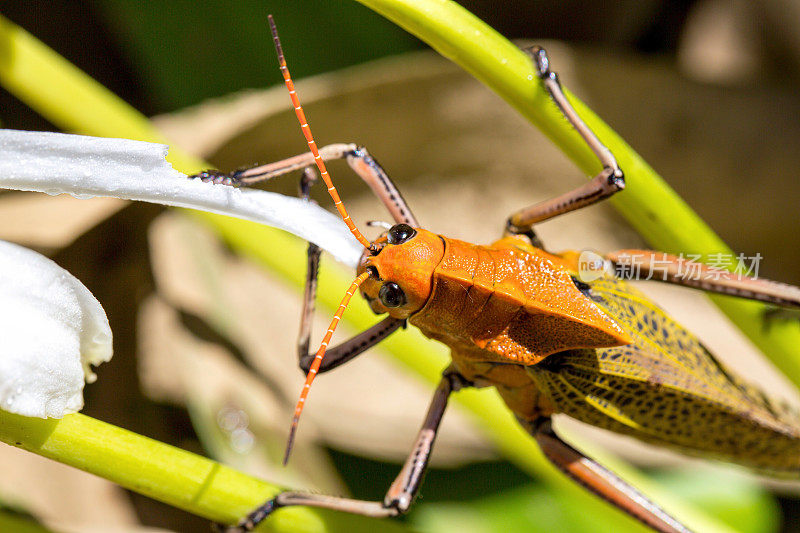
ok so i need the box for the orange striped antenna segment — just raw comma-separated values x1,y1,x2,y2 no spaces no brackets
268,15,375,252
283,270,371,465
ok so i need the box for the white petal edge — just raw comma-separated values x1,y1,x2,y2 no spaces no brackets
0,240,113,418
0,129,363,268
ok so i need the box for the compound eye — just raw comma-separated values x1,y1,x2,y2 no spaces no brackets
387,224,416,245
379,282,406,308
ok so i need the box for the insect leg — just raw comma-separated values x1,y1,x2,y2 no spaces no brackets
294,166,405,373
529,418,692,533
296,167,322,361
607,249,800,309
298,316,403,373
215,370,472,532
506,46,624,235
190,143,418,226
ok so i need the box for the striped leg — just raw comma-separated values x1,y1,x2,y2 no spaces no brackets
190,143,418,227
526,418,692,533
607,249,800,309
215,370,472,532
506,46,624,236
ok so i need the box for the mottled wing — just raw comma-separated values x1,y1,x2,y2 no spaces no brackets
527,275,800,473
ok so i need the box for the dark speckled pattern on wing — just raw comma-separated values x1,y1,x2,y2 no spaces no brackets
527,275,800,473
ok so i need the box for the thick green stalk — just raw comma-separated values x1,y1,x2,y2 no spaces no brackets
0,411,277,525
0,511,51,533
0,410,410,531
353,0,800,384
0,15,201,174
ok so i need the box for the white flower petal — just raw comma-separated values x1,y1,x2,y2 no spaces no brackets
0,240,112,418
0,129,363,267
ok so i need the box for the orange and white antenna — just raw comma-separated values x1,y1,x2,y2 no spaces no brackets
268,15,377,465
282,271,370,465
268,14,376,253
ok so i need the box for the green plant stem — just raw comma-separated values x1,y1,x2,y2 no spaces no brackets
354,0,800,384
0,508,52,533
0,410,394,532
0,15,202,174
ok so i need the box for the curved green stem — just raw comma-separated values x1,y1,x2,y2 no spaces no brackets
352,0,800,385
0,410,407,532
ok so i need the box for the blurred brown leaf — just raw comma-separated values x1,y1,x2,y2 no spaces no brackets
0,192,125,251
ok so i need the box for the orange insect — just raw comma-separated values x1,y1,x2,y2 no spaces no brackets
196,15,800,533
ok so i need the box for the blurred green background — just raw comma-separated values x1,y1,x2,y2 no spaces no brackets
2,1,800,532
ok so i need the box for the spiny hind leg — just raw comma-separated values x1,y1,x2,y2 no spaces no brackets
527,417,692,533
214,369,473,532
506,46,624,237
607,249,800,309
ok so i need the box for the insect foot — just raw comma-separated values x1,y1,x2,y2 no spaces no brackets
211,498,279,533
527,45,552,80
188,169,243,187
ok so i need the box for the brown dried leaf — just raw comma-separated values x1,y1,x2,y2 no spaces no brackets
0,192,125,250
